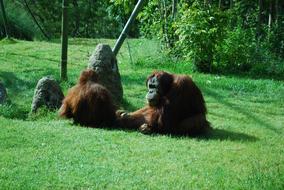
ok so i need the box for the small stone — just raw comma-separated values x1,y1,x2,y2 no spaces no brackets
31,76,64,113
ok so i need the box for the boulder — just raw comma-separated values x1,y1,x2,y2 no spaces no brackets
0,82,7,104
88,44,123,104
31,76,64,112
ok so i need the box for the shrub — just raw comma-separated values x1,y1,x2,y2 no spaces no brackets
174,2,226,73
214,27,258,73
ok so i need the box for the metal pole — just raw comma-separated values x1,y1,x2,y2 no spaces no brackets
112,0,146,56
0,0,9,38
60,0,69,81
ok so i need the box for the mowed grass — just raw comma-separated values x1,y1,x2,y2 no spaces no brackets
0,38,283,189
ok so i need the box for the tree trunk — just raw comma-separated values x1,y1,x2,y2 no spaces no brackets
161,0,170,47
268,0,273,28
256,0,264,38
61,0,69,81
72,0,80,36
172,0,177,19
0,0,9,38
230,0,233,8
275,0,279,23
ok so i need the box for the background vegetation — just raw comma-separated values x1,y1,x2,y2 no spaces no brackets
1,0,284,78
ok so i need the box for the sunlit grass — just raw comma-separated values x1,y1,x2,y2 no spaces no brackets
0,38,283,189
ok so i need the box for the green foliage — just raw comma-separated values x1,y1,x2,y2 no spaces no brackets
138,0,161,38
1,0,284,78
110,0,136,14
0,0,43,40
28,0,122,38
1,0,140,39
139,0,284,78
107,0,140,37
214,27,258,73
268,21,284,58
175,2,226,72
139,0,177,49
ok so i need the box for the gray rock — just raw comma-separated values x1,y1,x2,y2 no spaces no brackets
31,76,64,113
88,44,123,104
0,82,7,104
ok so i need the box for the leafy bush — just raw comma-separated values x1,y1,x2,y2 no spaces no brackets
138,0,284,79
174,2,226,73
139,0,177,50
213,26,284,79
138,0,161,38
268,21,284,59
214,27,258,73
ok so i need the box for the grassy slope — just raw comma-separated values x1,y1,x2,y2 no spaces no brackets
0,38,283,189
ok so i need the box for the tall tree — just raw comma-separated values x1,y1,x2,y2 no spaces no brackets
0,0,9,38
61,0,69,81
172,0,177,19
257,0,264,38
72,0,80,36
268,0,274,28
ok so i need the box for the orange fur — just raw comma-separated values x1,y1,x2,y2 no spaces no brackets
117,71,211,135
60,69,116,128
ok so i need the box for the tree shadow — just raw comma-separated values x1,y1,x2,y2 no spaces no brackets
0,72,35,119
137,126,258,142
89,125,258,142
0,102,29,120
0,71,60,120
0,71,35,94
0,69,60,90
203,87,282,134
199,128,258,142
2,52,59,63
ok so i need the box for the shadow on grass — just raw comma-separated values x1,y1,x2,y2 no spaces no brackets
0,71,60,120
0,71,35,94
0,71,32,119
2,52,59,63
49,38,112,46
203,87,282,134
0,102,29,120
85,125,258,142
200,128,258,142
0,69,60,92
142,127,258,142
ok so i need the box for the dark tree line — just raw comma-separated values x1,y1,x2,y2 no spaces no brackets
0,0,139,39
1,0,284,78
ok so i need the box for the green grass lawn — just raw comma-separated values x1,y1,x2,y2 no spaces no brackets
0,38,283,189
